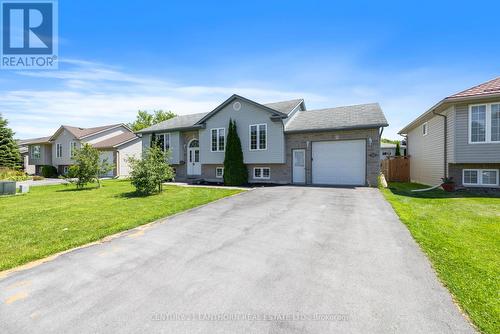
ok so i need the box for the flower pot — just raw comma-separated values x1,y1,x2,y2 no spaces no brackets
441,182,455,192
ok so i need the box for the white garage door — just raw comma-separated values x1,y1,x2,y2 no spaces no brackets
312,140,366,185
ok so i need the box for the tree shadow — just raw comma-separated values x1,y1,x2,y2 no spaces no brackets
56,187,98,193
115,191,158,199
387,183,500,199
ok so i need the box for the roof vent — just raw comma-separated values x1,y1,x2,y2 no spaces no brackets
484,88,500,93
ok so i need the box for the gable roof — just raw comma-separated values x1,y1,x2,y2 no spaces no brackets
285,103,388,133
137,112,208,134
92,132,139,149
50,124,125,141
263,99,304,114
195,94,289,125
449,77,500,98
399,76,500,134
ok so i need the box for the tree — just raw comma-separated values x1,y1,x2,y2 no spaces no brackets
381,138,399,144
395,142,401,156
71,143,114,189
0,114,21,169
128,110,177,131
128,146,174,195
223,119,247,186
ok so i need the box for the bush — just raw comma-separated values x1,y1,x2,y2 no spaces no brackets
128,146,174,195
32,175,45,181
41,165,58,178
223,119,247,186
0,167,28,181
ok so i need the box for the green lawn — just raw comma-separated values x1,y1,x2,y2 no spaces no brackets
0,180,243,271
381,183,500,334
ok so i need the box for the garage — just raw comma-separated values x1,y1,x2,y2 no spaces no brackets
312,140,366,185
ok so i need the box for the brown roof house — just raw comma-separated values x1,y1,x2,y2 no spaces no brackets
399,77,500,189
24,124,141,177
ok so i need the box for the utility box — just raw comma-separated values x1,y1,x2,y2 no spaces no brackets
19,184,30,194
0,181,16,195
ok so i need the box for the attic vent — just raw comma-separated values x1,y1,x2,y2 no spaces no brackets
233,101,241,111
484,88,500,92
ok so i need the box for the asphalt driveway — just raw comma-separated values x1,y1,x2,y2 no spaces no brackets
0,186,474,333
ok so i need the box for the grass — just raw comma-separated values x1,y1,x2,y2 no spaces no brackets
0,180,243,271
381,183,500,334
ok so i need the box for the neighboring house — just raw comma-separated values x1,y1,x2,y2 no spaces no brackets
17,138,41,174
399,77,500,188
137,94,388,186
24,124,141,177
380,142,407,159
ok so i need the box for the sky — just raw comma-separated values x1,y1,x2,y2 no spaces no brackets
1,0,500,140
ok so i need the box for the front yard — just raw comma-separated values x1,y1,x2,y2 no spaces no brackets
0,180,243,271
382,183,499,334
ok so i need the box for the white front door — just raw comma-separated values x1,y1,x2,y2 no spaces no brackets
292,149,306,184
187,139,201,175
312,140,366,185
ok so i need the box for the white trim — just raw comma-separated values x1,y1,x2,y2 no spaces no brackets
462,169,499,187
56,143,63,158
468,102,500,144
215,167,224,178
210,128,225,152
253,167,271,180
78,124,126,139
422,122,428,136
249,123,268,151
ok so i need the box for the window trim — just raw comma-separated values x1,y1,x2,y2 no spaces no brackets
249,123,268,151
253,167,271,180
468,103,500,144
153,133,171,151
215,167,224,178
56,143,63,158
210,128,225,152
422,122,428,136
462,169,499,187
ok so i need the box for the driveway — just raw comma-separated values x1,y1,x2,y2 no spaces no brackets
0,187,474,334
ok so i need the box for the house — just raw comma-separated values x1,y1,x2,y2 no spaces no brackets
25,124,141,177
137,94,388,186
380,142,407,159
399,77,500,188
16,138,38,174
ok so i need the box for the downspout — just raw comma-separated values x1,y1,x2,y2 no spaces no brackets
432,111,447,178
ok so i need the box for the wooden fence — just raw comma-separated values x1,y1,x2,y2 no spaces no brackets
381,156,410,182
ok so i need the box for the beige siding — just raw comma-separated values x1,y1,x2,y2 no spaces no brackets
84,126,128,144
407,114,445,185
446,106,455,164
28,143,52,166
51,129,78,166
117,138,142,177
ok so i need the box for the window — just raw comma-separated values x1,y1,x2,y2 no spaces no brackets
31,145,41,159
152,133,170,151
250,124,267,150
463,169,499,186
253,167,270,179
211,128,225,152
56,143,63,158
469,103,500,143
492,104,500,142
70,141,77,158
422,122,428,136
216,167,224,178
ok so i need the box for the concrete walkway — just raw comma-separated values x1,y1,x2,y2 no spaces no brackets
0,187,475,333
16,178,69,187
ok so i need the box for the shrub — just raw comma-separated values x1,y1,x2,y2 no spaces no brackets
41,165,58,178
223,119,247,186
0,167,28,181
32,175,45,181
71,144,114,189
128,146,174,195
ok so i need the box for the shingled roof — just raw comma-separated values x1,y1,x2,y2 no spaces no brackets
137,112,208,133
92,132,139,148
285,103,388,133
263,99,304,114
449,77,500,98
62,124,122,139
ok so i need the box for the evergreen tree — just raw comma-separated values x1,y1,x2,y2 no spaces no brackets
0,114,21,169
223,119,248,186
395,142,401,156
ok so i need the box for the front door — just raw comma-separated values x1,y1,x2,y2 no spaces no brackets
187,139,201,175
292,149,306,184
